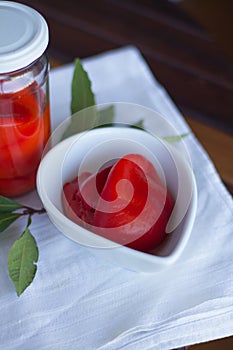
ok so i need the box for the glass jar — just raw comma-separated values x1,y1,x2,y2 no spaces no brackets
0,1,51,197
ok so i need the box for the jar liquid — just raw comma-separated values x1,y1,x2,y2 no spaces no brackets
0,82,50,197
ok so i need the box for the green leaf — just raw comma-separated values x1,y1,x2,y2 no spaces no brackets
163,133,189,143
130,119,144,130
0,213,21,233
62,60,116,140
71,58,96,115
8,226,38,296
62,106,98,139
63,59,115,140
0,195,22,212
62,105,115,139
97,105,115,125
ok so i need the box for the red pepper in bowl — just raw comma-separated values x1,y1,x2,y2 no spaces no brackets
63,154,174,252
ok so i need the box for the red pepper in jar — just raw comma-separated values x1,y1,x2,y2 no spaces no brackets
0,82,50,197
63,154,174,252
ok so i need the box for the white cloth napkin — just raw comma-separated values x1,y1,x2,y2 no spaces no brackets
0,46,232,350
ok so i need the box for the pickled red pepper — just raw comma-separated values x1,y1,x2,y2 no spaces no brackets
63,154,174,252
0,82,50,197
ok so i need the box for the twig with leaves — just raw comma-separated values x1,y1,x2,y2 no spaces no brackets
0,196,45,296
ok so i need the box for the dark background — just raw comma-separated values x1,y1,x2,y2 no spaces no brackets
20,0,233,136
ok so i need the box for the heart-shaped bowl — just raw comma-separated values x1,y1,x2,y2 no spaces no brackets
37,121,197,273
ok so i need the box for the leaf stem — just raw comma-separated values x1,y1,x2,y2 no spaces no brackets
20,206,46,217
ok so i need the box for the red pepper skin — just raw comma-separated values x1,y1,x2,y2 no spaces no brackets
126,190,174,252
93,154,174,251
63,154,174,252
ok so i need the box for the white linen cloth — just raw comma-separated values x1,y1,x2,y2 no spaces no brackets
0,46,232,350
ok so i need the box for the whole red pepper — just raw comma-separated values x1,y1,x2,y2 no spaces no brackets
63,153,174,252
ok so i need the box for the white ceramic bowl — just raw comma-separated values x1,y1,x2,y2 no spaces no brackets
37,126,197,272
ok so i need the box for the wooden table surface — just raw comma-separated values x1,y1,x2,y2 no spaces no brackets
21,0,233,348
